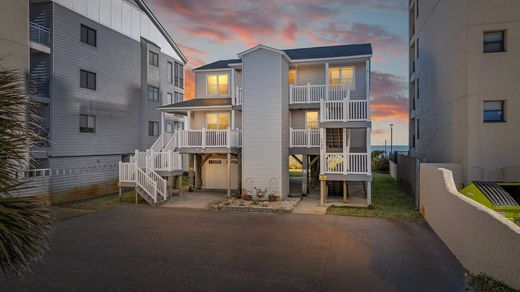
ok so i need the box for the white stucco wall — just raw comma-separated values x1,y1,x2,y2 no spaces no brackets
420,163,520,289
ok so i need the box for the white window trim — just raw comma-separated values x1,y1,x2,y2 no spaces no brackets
206,73,229,97
328,66,356,90
205,112,230,129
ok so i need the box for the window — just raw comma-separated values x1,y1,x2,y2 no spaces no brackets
207,74,229,96
80,114,96,133
148,121,160,136
148,86,160,101
206,112,229,129
484,31,506,53
167,61,173,83
416,0,419,18
80,24,96,47
166,122,173,133
483,100,505,122
149,51,159,67
305,111,319,129
166,92,173,104
416,38,419,58
174,62,184,89
174,91,184,103
416,119,420,139
80,70,96,90
328,66,355,90
288,69,297,85
416,78,420,99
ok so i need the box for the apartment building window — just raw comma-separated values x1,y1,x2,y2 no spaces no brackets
416,39,419,58
175,62,184,89
174,91,184,103
80,70,96,90
483,100,505,122
148,121,160,136
328,66,355,90
416,78,420,99
166,122,173,133
417,119,420,140
148,86,160,101
166,92,173,104
206,112,229,129
207,74,229,96
79,114,96,133
306,112,319,129
167,61,173,83
80,24,96,47
484,31,506,53
149,51,159,67
416,0,419,18
288,69,297,85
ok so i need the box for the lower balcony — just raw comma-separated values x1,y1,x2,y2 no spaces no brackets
322,153,370,175
290,128,320,148
178,129,242,150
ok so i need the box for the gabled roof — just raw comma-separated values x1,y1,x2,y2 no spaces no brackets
159,98,232,110
194,59,242,71
135,0,188,63
193,43,372,71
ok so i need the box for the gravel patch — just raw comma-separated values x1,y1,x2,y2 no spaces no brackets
213,198,301,213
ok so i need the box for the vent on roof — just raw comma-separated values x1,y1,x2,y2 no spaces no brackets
474,181,519,206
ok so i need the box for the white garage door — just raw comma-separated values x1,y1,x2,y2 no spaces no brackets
203,159,238,190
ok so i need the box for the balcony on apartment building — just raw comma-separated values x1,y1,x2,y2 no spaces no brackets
29,21,51,54
289,83,369,124
323,152,370,175
178,128,242,152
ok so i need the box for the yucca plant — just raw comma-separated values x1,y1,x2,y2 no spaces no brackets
0,62,51,276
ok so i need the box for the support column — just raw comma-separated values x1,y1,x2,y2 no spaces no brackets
227,153,231,198
167,176,174,198
186,110,191,130
320,180,327,205
188,154,195,192
195,154,202,189
177,174,183,197
343,181,347,203
302,154,308,195
118,187,122,202
237,153,242,193
367,181,372,206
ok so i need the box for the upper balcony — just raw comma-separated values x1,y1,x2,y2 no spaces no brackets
29,22,51,54
178,128,242,152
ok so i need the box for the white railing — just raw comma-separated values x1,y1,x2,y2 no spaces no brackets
290,128,320,148
290,83,350,104
179,128,241,148
150,132,173,152
321,100,369,122
119,162,136,182
146,166,168,201
233,87,243,105
29,22,50,47
323,153,370,175
132,150,147,168
135,167,157,203
163,132,178,151
149,150,182,172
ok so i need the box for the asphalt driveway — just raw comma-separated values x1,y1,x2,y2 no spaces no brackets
3,206,468,291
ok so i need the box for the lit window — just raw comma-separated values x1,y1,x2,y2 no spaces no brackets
328,67,355,90
207,74,228,96
483,101,505,122
306,111,319,129
288,69,297,85
484,31,505,53
80,114,96,133
206,113,229,129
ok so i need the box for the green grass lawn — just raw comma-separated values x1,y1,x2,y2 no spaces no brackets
289,169,303,177
327,172,422,220
50,191,135,222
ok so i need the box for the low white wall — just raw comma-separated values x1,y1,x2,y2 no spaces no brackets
389,160,397,179
420,163,520,289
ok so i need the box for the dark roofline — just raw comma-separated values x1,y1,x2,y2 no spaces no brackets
135,0,188,63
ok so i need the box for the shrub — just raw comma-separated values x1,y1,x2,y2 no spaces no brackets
371,150,389,171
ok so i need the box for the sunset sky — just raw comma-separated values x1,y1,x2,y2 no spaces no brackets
148,0,409,145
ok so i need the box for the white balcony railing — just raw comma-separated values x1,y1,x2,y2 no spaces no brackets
323,153,370,175
29,22,50,47
233,87,243,106
321,99,369,122
290,83,351,104
290,128,320,148
179,128,241,148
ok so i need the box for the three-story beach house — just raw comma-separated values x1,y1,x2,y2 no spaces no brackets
121,43,373,206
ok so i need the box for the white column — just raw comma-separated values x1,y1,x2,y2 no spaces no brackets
367,127,372,175
186,110,191,130
343,128,347,175
366,59,371,120
319,127,325,174
231,110,235,130
325,63,329,100
161,112,165,134
367,181,372,206
231,68,235,104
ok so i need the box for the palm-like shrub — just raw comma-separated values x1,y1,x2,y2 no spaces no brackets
371,150,389,172
0,63,51,276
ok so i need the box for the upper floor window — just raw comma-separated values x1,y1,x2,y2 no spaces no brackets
416,119,420,139
206,112,229,130
80,114,96,133
149,51,159,67
175,62,184,89
328,66,355,90
483,100,505,122
416,78,420,99
148,121,160,136
484,31,506,53
148,86,160,101
288,69,297,85
80,70,96,90
167,61,173,83
166,92,173,104
207,74,228,96
80,24,96,47
174,91,184,103
306,111,319,129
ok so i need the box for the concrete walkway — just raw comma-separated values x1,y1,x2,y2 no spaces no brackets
161,190,227,209
2,206,469,291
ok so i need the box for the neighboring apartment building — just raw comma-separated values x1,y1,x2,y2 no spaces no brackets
27,0,186,203
0,0,29,77
408,0,520,184
130,44,373,206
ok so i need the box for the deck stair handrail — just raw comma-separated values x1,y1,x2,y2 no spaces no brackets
150,132,173,152
145,155,168,201
163,131,178,151
29,22,50,47
135,166,157,203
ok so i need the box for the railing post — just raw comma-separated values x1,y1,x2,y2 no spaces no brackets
202,128,206,149
227,127,231,148
343,89,348,122
289,84,293,103
306,83,311,103
307,129,311,148
320,98,324,123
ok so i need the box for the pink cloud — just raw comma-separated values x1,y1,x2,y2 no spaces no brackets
370,71,409,122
